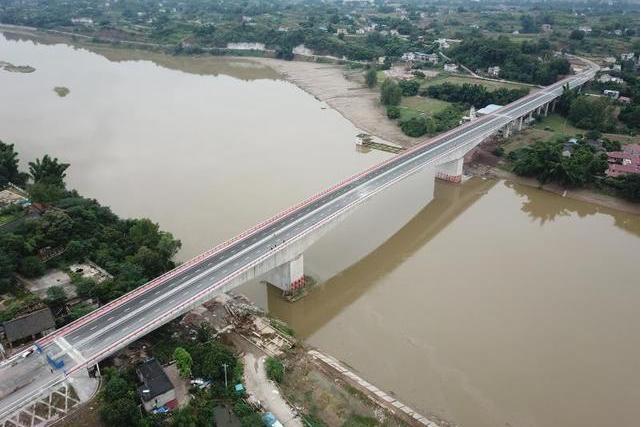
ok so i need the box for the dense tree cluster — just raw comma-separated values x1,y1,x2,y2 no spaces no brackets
399,106,463,138
555,85,633,133
0,142,28,188
510,138,608,187
422,83,529,108
398,79,420,96
0,145,181,307
448,36,570,85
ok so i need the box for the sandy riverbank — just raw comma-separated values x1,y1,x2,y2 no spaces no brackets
251,58,417,147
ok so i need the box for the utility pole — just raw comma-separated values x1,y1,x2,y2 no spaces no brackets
222,363,228,389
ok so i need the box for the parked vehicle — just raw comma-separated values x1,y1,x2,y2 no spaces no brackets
262,412,284,427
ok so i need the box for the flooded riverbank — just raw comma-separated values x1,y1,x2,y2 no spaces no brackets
0,32,638,427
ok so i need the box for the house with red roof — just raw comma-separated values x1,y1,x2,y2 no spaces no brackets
606,144,640,177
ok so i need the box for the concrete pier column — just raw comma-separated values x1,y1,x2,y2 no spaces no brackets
518,116,524,131
266,254,304,293
503,122,511,138
435,157,464,183
544,102,549,117
551,99,557,112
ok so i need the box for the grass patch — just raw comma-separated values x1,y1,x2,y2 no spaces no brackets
0,213,19,225
270,318,295,336
421,73,531,91
342,414,379,427
532,114,582,136
400,96,451,115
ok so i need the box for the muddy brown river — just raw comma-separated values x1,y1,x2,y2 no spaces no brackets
0,31,638,427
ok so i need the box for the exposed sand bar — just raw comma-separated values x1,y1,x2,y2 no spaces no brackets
252,58,418,148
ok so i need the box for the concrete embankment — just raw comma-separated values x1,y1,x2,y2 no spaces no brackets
308,350,452,427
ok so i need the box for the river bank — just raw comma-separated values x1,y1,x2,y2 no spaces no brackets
249,58,418,148
466,138,640,215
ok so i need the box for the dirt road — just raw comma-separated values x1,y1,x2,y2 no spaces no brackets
243,352,302,427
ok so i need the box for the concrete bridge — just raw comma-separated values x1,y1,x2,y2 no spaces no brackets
0,62,597,425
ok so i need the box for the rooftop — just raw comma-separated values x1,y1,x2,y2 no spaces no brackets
137,358,174,402
2,308,55,343
477,104,503,115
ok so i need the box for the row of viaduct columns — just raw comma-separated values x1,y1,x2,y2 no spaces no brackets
503,99,556,138
434,98,560,184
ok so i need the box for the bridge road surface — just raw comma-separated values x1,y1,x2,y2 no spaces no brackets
0,66,596,422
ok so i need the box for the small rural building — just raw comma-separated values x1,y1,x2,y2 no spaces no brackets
477,104,502,116
137,358,176,412
487,66,501,77
443,63,458,72
606,145,640,177
1,308,55,347
603,89,620,99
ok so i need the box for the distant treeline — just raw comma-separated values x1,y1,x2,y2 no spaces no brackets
448,36,571,85
421,83,529,108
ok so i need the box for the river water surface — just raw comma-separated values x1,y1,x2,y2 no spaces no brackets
0,32,638,427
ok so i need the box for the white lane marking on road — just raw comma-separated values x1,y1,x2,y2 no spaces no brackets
124,307,131,312
66,70,595,354
107,317,114,322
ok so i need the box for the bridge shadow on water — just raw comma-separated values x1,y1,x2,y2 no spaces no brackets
264,176,498,338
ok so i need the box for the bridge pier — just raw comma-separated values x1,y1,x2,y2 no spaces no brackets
518,116,524,131
435,157,464,183
544,102,549,117
266,254,305,293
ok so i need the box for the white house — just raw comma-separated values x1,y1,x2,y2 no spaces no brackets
487,66,501,77
578,26,592,32
444,63,458,72
603,89,620,99
621,52,635,61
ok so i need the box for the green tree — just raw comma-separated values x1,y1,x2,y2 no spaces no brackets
520,15,538,33
569,30,585,40
567,97,614,132
28,155,69,186
101,397,141,426
365,68,377,88
19,256,45,278
46,286,67,306
0,250,16,294
174,347,193,378
265,356,284,383
0,141,27,186
29,182,66,203
380,79,402,106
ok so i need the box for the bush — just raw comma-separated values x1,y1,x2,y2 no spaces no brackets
364,68,377,88
174,347,193,378
400,116,427,137
493,147,505,157
265,356,284,383
398,79,420,96
386,105,400,119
